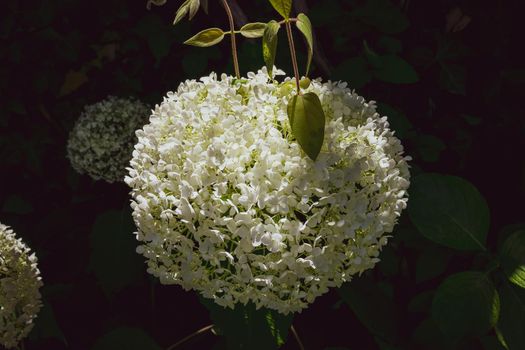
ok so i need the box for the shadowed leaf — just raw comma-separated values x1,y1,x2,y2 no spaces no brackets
500,228,525,288
262,20,280,77
296,13,313,76
432,271,499,339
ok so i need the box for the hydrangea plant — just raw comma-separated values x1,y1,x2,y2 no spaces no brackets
130,0,410,319
0,223,43,349
67,96,150,183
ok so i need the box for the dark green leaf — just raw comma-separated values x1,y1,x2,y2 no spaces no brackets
412,318,453,349
201,299,293,350
432,271,499,339
363,41,383,69
439,63,466,95
295,13,313,76
240,22,267,39
408,173,490,251
415,247,451,283
184,28,225,47
333,56,372,89
88,209,144,296
29,301,67,345
338,279,399,343
377,36,402,54
135,14,172,64
414,134,446,162
351,0,409,34
201,0,209,13
377,103,413,139
500,228,525,288
268,0,292,19
408,291,434,313
287,92,326,161
498,282,525,350
92,327,161,350
2,195,33,214
262,20,280,77
372,54,419,84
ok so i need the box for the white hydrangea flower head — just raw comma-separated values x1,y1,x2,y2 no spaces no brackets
67,96,150,183
0,223,43,349
126,67,410,314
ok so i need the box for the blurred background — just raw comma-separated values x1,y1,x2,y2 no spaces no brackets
1,0,524,349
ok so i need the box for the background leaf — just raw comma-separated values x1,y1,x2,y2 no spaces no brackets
201,298,293,350
372,54,419,84
499,228,525,288
498,282,525,350
92,327,161,350
432,271,499,339
88,209,144,297
408,173,490,251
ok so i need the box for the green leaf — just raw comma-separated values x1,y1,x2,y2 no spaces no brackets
408,173,490,251
338,279,399,343
201,299,293,350
135,14,172,65
268,0,292,19
287,92,326,161
92,327,161,350
88,209,144,296
184,28,225,47
262,20,280,77
500,228,525,288
173,0,200,25
240,22,267,39
295,13,313,76
498,282,525,350
201,0,208,13
432,271,500,339
372,54,419,84
377,36,402,54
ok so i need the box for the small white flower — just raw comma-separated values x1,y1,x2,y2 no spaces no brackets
67,96,150,183
0,223,43,349
126,68,410,314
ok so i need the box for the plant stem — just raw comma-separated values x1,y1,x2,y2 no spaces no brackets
291,325,305,350
285,19,301,94
221,0,240,78
166,324,214,350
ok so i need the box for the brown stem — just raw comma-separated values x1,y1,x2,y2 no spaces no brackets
221,0,240,78
166,324,214,350
291,325,305,350
226,0,248,27
285,20,301,94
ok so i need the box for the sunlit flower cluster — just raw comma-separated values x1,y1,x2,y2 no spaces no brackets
126,67,410,314
67,96,150,183
0,223,43,349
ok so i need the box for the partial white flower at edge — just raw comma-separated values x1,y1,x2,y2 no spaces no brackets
0,223,43,349
67,96,150,183
126,67,411,314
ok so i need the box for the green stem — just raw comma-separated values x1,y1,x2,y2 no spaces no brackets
221,0,240,78
285,19,301,94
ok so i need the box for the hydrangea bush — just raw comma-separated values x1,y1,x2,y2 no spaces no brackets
67,96,150,183
126,68,410,314
0,223,43,349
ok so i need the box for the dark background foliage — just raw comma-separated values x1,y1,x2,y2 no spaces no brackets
1,0,524,349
